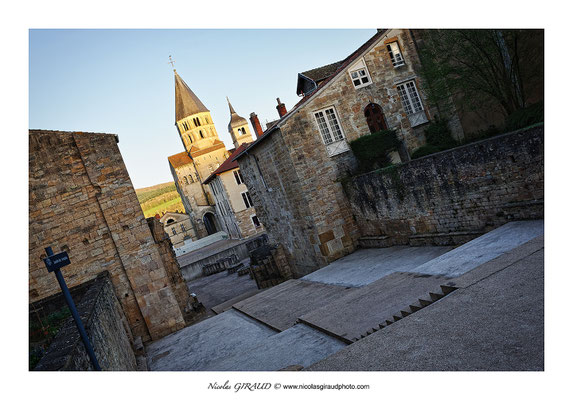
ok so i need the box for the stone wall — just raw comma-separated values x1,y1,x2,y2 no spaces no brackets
34,273,137,371
146,217,194,324
29,130,186,341
238,133,326,277
179,233,268,282
344,125,544,244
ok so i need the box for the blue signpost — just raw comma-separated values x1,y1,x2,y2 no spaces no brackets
43,246,101,371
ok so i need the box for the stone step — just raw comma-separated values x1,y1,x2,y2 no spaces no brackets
298,272,451,343
232,279,357,332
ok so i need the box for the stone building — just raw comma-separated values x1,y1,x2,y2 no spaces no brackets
203,143,265,239
168,70,229,239
235,29,463,277
159,211,194,248
29,129,191,342
202,99,265,240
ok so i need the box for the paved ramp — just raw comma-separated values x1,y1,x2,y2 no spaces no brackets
207,324,347,371
412,220,543,277
299,272,452,342
233,279,356,331
301,246,453,287
146,309,276,371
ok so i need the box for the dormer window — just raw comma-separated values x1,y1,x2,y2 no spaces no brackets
348,58,372,89
387,41,405,67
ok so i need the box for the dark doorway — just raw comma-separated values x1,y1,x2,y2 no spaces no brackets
364,103,388,133
203,212,218,235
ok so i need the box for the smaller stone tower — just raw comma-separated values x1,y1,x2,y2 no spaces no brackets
227,97,254,149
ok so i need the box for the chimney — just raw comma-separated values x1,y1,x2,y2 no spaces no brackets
276,98,287,118
250,112,264,137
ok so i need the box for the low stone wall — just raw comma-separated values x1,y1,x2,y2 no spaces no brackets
344,125,544,245
34,272,137,371
175,231,229,256
180,234,268,282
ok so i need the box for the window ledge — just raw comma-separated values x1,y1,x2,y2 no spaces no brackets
326,140,350,157
354,82,374,90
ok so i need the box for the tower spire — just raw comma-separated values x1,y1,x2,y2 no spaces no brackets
174,71,209,123
227,96,237,115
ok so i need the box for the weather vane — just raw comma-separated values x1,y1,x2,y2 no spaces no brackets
168,55,176,71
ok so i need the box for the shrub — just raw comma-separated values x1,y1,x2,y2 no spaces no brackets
411,144,443,159
504,101,544,132
349,129,400,172
424,117,457,148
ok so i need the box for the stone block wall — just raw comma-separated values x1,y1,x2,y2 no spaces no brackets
235,207,265,239
238,132,327,277
34,273,137,371
344,125,544,242
29,130,186,341
146,217,194,324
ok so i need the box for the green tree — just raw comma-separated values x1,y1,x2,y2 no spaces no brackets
417,29,543,118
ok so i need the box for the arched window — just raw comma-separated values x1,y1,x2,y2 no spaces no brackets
189,174,194,183
188,134,193,143
199,130,204,138
364,103,388,133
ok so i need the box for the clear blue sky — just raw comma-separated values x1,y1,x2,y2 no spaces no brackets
29,29,376,188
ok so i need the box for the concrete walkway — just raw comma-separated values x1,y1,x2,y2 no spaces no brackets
206,324,346,371
186,269,260,315
411,220,544,277
299,272,449,342
307,235,544,371
302,245,453,287
233,279,356,331
146,309,276,371
146,221,543,371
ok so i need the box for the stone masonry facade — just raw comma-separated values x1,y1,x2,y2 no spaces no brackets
29,130,186,341
344,125,544,243
146,217,195,324
237,29,458,275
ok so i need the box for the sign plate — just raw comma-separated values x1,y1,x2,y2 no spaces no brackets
44,251,71,272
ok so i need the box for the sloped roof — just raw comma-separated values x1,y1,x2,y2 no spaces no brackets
234,29,388,161
189,140,227,158
174,71,209,122
203,143,251,184
168,151,193,169
301,60,344,83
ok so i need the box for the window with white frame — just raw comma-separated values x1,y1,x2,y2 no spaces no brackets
241,191,254,209
396,80,428,127
314,107,345,145
387,41,405,67
251,215,261,228
350,69,370,88
348,58,372,89
233,170,244,185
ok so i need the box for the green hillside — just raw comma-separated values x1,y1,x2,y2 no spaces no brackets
135,182,186,218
